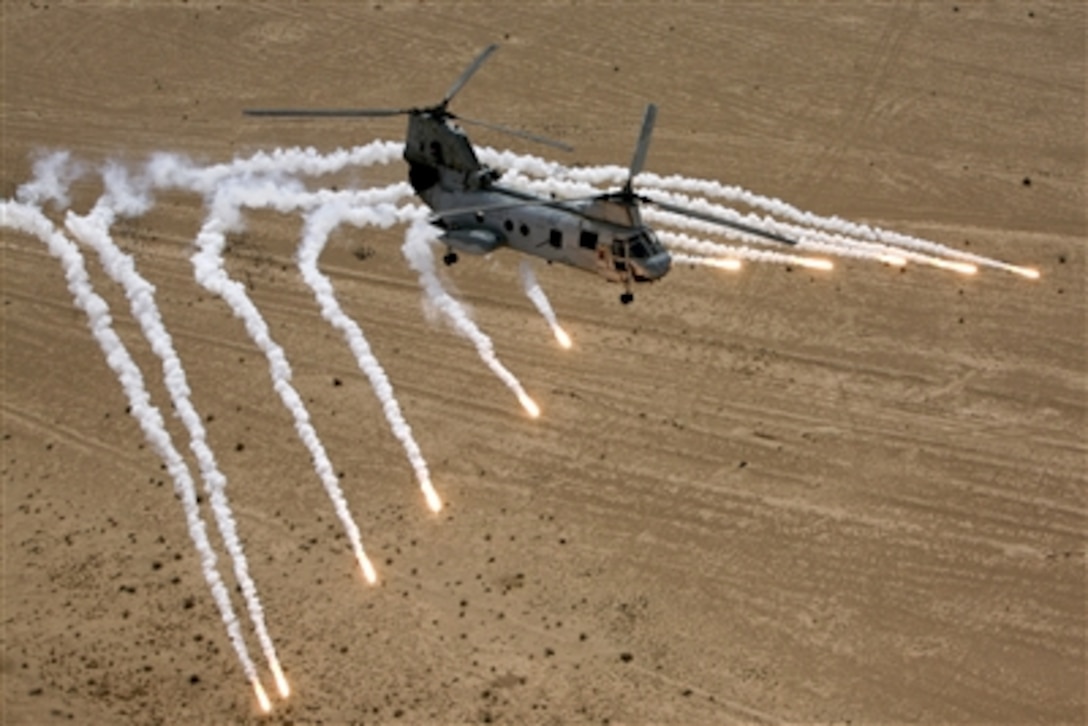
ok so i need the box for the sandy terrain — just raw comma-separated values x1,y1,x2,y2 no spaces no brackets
2,2,1085,724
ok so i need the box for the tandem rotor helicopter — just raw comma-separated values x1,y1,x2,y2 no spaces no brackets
246,44,797,304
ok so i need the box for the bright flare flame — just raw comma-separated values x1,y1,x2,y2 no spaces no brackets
880,254,908,267
708,257,742,271
797,258,834,271
270,661,290,699
422,481,443,513
519,392,541,419
1011,266,1040,279
931,259,978,275
688,255,741,271
253,679,272,713
355,547,378,584
554,327,573,349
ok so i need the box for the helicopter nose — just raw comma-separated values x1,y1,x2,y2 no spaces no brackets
642,252,672,279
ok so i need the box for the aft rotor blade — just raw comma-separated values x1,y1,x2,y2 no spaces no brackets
646,197,798,246
442,43,500,107
243,108,411,118
457,115,573,152
626,104,657,190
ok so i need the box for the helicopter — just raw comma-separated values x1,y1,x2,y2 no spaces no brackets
245,44,797,304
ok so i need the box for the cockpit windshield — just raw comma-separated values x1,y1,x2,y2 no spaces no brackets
623,229,662,259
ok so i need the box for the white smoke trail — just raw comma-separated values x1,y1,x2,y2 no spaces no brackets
633,173,1033,276
477,145,1037,277
15,150,86,209
636,171,996,265
401,220,540,419
192,180,377,584
637,188,933,268
64,163,292,699
640,196,985,274
144,141,406,198
518,260,572,349
660,231,832,270
298,192,444,512
0,199,272,712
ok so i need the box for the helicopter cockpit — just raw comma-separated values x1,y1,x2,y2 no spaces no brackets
611,228,671,281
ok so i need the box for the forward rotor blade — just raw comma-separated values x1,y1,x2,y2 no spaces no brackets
243,108,411,118
626,104,657,190
457,115,573,152
646,197,798,246
442,43,500,107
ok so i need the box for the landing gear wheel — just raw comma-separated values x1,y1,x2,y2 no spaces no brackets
620,292,634,305
443,251,459,266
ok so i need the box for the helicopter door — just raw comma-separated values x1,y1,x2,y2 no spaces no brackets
581,229,613,279
610,238,629,274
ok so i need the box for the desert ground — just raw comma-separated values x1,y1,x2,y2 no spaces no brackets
2,2,1085,724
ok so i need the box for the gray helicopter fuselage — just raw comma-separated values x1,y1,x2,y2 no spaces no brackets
405,114,670,285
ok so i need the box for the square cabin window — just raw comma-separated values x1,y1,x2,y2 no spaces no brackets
549,229,563,248
579,230,598,250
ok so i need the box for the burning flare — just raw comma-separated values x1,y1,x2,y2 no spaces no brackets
929,259,978,275
270,661,290,699
253,679,272,713
518,259,573,350
355,546,378,584
422,480,443,513
519,392,542,419
796,257,834,271
1011,266,1040,279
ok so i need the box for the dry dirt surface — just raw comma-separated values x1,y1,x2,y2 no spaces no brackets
2,2,1085,724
